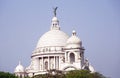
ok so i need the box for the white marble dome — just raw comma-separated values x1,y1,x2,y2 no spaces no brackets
14,62,24,73
36,30,69,48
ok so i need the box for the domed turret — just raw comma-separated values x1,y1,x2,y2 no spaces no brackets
67,30,81,44
14,61,26,78
51,16,60,30
66,30,82,48
14,61,24,73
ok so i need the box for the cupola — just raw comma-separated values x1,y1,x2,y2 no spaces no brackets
51,7,60,30
66,30,82,48
67,30,81,44
14,61,24,73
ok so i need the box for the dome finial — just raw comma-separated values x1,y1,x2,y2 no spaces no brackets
53,7,58,17
72,30,76,36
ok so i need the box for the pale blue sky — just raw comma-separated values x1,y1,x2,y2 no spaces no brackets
0,0,120,78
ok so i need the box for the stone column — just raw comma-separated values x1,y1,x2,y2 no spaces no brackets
42,57,44,71
48,56,50,70
59,56,60,69
39,57,41,70
56,56,59,69
65,52,66,62
68,53,70,63
54,56,56,69
38,58,40,70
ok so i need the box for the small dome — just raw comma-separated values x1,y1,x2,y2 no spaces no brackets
52,17,59,22
67,30,81,44
14,61,24,73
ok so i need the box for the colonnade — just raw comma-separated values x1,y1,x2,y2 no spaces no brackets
34,55,61,71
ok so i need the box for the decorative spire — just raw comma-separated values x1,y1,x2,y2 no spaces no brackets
19,61,21,65
53,7,58,17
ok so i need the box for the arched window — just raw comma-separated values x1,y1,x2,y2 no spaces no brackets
70,53,75,64
45,61,48,70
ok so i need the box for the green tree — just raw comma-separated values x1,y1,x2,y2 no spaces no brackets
89,72,106,78
65,70,106,78
65,70,90,78
32,70,107,78
0,71,18,78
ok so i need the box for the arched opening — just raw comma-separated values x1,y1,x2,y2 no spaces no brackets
45,61,48,70
63,66,77,71
20,74,22,78
70,53,75,64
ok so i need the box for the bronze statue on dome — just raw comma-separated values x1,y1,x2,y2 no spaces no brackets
53,7,58,16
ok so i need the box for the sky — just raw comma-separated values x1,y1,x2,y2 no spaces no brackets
0,0,120,78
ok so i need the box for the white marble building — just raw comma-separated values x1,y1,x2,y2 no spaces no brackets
14,8,95,77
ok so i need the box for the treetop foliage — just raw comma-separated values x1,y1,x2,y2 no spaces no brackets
32,70,107,78
0,71,18,78
0,70,107,78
